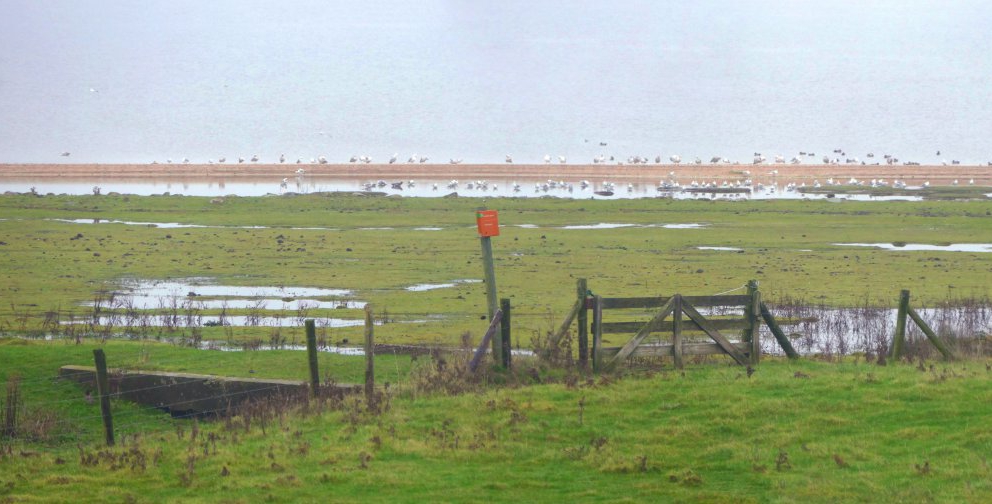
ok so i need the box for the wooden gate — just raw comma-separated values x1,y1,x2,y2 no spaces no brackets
548,279,799,371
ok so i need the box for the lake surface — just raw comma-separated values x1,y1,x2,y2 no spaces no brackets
0,177,928,201
1,1,991,165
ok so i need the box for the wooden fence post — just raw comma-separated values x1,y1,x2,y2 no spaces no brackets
92,349,114,447
672,294,684,369
592,295,603,373
577,278,589,368
305,319,320,397
363,306,375,409
748,281,761,365
480,233,502,361
891,289,910,360
500,298,512,369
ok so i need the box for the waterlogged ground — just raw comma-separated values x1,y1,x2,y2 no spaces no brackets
1,193,991,350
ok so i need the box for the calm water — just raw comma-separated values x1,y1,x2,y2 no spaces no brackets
2,1,991,165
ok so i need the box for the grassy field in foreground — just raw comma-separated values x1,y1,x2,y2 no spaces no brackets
2,344,991,503
1,193,990,347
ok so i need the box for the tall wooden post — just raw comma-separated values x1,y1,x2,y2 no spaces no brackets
672,295,684,369
305,319,320,397
480,235,501,360
577,278,589,367
500,298,512,369
92,349,114,447
363,306,375,408
747,280,761,365
891,289,910,360
592,295,603,373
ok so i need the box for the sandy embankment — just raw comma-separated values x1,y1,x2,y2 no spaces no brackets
1,163,990,186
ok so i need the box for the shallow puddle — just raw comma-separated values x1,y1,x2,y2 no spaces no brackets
405,279,482,291
697,246,743,251
89,278,365,311
834,243,992,253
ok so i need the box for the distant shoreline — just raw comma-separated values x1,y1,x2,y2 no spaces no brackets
1,163,990,185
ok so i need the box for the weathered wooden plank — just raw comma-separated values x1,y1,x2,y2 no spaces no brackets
600,295,750,310
681,301,749,365
601,319,749,334
907,306,954,360
606,297,676,368
598,342,751,358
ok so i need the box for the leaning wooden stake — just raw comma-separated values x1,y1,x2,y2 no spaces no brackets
92,349,115,447
907,307,954,360
891,289,910,360
759,302,799,359
363,306,375,409
469,310,503,372
305,319,320,397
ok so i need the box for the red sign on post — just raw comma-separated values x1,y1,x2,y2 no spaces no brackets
476,210,500,237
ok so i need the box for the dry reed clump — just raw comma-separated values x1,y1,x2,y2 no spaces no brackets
1,375,66,444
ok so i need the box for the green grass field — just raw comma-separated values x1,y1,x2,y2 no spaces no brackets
2,193,992,502
1,193,990,348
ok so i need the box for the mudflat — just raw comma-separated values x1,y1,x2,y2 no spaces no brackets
1,163,990,185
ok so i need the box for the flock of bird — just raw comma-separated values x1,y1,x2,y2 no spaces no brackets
57,150,992,166
348,171,977,197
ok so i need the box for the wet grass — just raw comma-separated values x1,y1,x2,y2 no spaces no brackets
2,193,991,348
3,356,992,502
2,193,992,501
